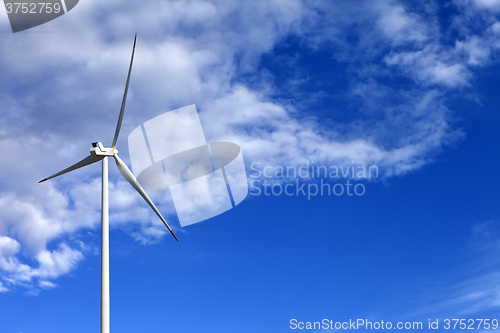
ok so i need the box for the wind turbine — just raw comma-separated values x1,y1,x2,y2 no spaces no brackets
39,35,178,333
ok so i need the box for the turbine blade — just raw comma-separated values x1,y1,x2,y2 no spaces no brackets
114,154,179,241
39,155,104,183
111,34,137,149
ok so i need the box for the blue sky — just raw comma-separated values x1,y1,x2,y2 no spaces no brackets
1,0,500,332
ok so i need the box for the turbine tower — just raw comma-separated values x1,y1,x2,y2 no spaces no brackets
39,35,178,333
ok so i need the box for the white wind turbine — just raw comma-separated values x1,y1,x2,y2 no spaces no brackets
39,35,178,333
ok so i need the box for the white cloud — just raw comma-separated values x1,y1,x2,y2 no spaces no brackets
385,46,472,87
374,0,431,46
200,84,462,177
39,280,58,290
35,244,83,279
473,0,500,11
455,36,492,66
0,235,83,292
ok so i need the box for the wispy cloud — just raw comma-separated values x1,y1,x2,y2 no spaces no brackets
392,220,500,322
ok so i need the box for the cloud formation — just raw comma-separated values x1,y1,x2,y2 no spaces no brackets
1,0,499,291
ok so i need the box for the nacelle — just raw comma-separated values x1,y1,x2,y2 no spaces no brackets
90,142,116,156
